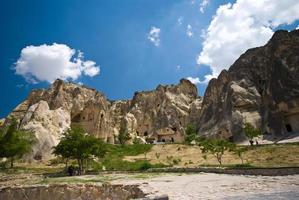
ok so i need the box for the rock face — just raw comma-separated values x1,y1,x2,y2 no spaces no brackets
198,30,299,141
6,79,201,160
3,29,299,160
0,184,145,200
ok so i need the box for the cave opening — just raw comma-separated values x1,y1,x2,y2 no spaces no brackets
285,124,293,132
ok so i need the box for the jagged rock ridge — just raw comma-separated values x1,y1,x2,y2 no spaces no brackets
4,29,299,160
198,29,299,141
7,79,202,160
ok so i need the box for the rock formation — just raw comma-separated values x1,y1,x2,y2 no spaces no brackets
3,29,299,160
198,29,299,141
5,79,201,160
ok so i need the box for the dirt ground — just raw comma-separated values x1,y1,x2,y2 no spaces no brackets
124,144,299,167
113,173,299,200
1,171,299,200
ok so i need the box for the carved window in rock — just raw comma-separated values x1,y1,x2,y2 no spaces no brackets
285,124,293,132
171,127,177,132
72,114,81,122
144,131,148,136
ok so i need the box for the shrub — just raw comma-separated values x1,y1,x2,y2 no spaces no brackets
198,138,235,166
0,118,35,168
184,124,197,144
52,126,107,175
243,123,261,146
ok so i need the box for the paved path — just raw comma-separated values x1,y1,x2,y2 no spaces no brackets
113,173,299,200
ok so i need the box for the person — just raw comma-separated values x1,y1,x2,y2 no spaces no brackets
249,139,254,146
255,140,259,146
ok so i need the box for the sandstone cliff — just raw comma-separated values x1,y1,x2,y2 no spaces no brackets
198,30,299,141
6,79,201,160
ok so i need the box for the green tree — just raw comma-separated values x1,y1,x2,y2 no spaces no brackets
243,123,261,146
198,138,235,166
233,147,246,164
0,118,35,168
53,127,107,175
184,124,197,144
118,125,130,145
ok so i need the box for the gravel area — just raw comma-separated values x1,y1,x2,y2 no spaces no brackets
113,173,299,200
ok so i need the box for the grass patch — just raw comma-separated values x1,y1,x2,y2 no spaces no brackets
91,144,169,171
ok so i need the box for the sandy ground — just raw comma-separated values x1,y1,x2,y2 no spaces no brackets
112,173,299,200
124,143,299,168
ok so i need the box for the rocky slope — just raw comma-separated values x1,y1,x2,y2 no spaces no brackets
198,29,299,141
5,79,201,160
3,29,299,160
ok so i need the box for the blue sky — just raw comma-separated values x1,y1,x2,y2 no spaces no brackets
1,0,299,118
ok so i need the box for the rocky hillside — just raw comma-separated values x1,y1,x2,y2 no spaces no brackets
198,29,299,141
3,29,299,160
6,79,201,160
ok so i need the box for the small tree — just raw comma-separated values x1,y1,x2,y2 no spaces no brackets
53,127,107,175
184,124,197,144
0,118,35,168
118,125,130,145
233,147,246,164
243,123,261,146
199,138,234,166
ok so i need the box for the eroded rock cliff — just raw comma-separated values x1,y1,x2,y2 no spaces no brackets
198,29,299,141
6,79,201,160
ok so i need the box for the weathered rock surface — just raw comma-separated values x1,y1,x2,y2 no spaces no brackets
3,29,299,160
0,184,145,200
5,79,201,160
198,29,299,141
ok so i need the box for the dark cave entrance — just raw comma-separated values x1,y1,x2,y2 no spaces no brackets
285,124,293,132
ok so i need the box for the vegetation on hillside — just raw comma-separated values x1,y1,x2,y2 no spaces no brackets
184,123,197,144
0,118,35,168
243,123,262,145
53,127,107,175
197,138,235,165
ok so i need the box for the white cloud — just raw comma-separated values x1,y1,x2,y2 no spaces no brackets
187,76,201,85
147,27,161,46
15,43,100,83
186,24,193,37
200,0,209,13
176,65,182,71
296,25,299,30
197,0,299,83
178,16,184,26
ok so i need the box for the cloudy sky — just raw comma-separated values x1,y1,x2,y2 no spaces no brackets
1,0,299,118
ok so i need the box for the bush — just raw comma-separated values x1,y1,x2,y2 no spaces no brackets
198,138,235,166
0,118,35,168
184,124,197,144
244,123,261,145
52,126,107,175
97,144,162,171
